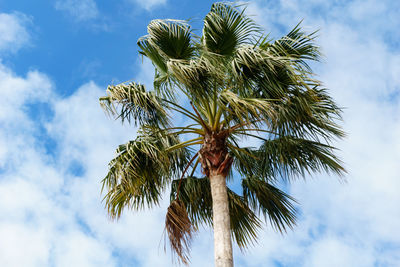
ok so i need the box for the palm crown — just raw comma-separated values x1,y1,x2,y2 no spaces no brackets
100,2,345,265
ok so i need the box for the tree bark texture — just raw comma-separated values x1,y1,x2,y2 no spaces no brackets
210,172,233,267
199,131,234,267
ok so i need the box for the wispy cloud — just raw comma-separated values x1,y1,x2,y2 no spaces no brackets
128,0,167,11
1,1,399,266
54,0,99,22
0,12,31,53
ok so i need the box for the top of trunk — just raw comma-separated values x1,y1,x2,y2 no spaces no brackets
199,131,233,177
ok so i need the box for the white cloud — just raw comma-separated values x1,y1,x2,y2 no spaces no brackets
52,231,115,267
0,63,52,124
304,237,375,267
0,223,50,267
0,64,119,266
128,0,167,11
232,1,400,266
1,0,399,266
0,56,212,266
0,12,31,53
55,0,99,21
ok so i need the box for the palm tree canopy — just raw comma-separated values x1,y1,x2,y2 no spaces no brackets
100,2,345,264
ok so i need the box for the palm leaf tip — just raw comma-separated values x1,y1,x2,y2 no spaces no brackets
99,82,169,127
203,2,260,56
242,177,297,233
165,199,195,265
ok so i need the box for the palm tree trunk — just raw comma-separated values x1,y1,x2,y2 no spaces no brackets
210,172,233,267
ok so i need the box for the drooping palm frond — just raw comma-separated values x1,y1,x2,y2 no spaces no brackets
261,136,345,178
170,176,213,227
102,129,191,218
227,188,261,248
219,89,276,127
165,199,194,265
102,140,166,218
242,176,297,233
138,37,169,74
232,135,345,182
270,87,345,140
169,176,261,248
262,22,321,71
229,44,317,105
137,37,174,99
203,2,260,56
167,57,219,100
99,82,169,127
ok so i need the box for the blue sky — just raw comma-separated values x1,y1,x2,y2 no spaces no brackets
0,0,400,266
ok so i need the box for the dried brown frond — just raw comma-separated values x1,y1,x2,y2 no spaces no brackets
165,200,194,265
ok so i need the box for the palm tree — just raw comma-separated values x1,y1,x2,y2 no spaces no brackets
99,2,345,266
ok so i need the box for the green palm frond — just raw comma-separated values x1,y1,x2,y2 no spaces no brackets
203,2,260,56
262,22,320,71
138,37,169,74
227,188,261,248
231,45,287,81
147,19,195,60
229,144,259,176
219,89,276,127
170,176,261,248
242,176,297,233
167,57,218,99
241,136,344,181
170,177,212,227
138,19,195,99
137,38,174,99
230,44,310,101
99,82,169,127
263,136,345,178
102,140,166,218
271,87,345,139
102,129,191,219
250,66,299,99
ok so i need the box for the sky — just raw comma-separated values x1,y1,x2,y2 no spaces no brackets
0,0,399,266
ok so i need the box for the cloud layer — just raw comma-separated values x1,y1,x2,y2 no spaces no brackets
0,12,31,53
54,0,99,21
128,0,167,11
1,1,400,266
232,1,400,266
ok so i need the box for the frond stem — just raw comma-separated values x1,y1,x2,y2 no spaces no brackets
227,143,259,160
165,137,203,152
190,101,211,132
163,99,200,123
189,157,200,177
233,128,278,135
213,106,224,131
236,132,270,142
176,152,199,199
229,119,264,133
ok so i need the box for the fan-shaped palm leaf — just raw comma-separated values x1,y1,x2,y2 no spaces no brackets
242,176,297,233
203,2,260,56
99,82,169,127
102,129,190,218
